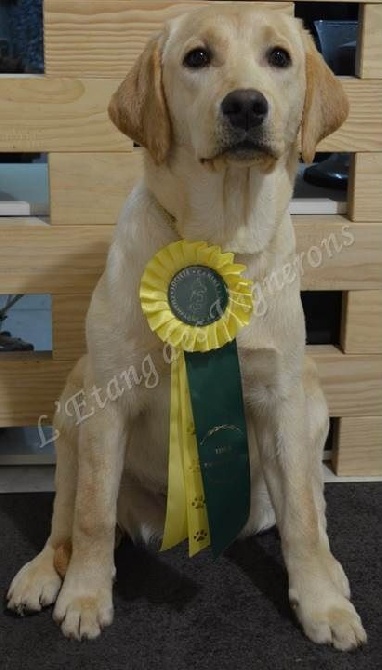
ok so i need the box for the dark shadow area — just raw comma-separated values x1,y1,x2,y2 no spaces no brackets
225,528,293,624
0,0,43,74
302,291,342,345
115,536,199,611
0,491,53,552
325,417,335,452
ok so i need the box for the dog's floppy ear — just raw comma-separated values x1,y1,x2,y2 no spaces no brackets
301,32,349,164
108,35,171,165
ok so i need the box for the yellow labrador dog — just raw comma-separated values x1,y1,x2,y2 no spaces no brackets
8,5,366,650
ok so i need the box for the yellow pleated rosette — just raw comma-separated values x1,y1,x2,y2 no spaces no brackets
139,241,253,556
140,241,253,352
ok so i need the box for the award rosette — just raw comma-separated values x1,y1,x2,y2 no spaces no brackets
139,241,253,557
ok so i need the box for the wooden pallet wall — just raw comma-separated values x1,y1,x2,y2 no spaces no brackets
0,0,381,475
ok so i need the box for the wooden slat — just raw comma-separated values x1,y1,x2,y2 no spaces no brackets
0,354,72,427
48,152,345,226
50,151,354,226
44,1,293,77
303,0,381,2
341,290,382,354
52,294,90,360
51,291,382,363
0,78,130,152
49,152,143,225
333,416,382,476
0,218,381,294
348,152,382,222
294,217,382,291
320,79,382,152
0,221,111,294
309,345,382,417
0,77,380,153
52,312,382,414
1,345,380,426
356,4,382,79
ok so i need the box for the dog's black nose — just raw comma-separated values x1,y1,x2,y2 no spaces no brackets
221,89,268,130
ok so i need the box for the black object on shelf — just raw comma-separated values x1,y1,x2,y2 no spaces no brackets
0,331,34,352
303,20,357,190
303,153,350,191
0,295,34,352
313,20,357,75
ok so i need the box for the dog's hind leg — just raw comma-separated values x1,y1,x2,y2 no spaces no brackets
7,358,85,614
239,418,276,538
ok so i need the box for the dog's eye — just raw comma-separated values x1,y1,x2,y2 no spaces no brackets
183,48,211,69
267,47,291,69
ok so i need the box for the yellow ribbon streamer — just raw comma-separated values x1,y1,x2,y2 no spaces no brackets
161,350,210,557
139,240,254,557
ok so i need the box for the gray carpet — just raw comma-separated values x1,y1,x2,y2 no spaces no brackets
1,483,381,670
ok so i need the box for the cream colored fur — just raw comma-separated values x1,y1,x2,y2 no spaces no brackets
7,6,365,650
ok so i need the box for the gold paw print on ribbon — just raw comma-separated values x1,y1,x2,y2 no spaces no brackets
192,495,206,509
194,529,208,542
188,457,201,474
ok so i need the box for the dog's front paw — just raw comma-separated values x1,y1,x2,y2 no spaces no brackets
53,581,113,640
7,547,62,614
290,586,366,651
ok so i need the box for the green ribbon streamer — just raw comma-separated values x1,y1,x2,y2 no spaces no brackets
185,340,251,557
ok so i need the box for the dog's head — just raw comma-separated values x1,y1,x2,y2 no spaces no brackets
108,6,348,170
